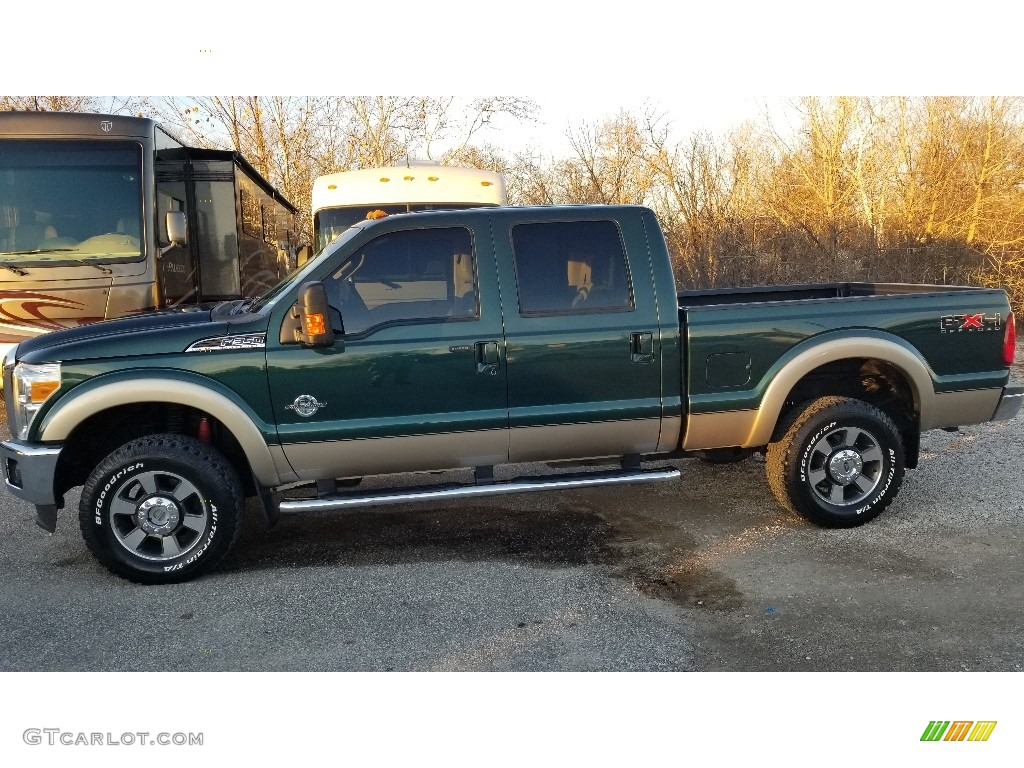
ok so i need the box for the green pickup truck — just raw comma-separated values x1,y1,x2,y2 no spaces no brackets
2,205,1021,583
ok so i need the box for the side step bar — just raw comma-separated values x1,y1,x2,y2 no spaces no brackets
279,467,680,514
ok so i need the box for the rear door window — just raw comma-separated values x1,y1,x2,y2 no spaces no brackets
511,220,634,315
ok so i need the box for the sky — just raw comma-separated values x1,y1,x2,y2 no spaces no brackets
8,2,1018,159
485,94,783,157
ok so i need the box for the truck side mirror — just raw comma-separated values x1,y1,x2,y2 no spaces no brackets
165,210,188,246
292,282,335,347
296,245,313,267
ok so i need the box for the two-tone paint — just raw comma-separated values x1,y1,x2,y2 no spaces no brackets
1,205,1020,530
679,283,1014,450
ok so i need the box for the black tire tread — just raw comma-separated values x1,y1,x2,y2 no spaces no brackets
765,396,904,527
79,434,244,584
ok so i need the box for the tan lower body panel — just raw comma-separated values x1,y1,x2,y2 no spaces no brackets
682,387,1004,451
927,389,1001,430
682,410,759,451
280,418,665,481
509,418,662,463
657,415,683,454
281,430,509,482
269,445,299,485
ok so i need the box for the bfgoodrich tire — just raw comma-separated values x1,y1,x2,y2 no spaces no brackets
79,434,244,584
765,397,905,527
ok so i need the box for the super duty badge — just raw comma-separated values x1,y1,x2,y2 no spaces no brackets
186,333,267,352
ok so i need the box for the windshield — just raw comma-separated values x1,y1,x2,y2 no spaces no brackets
314,203,483,252
0,140,144,266
247,225,364,313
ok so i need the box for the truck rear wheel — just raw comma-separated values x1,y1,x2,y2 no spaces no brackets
79,434,244,584
765,397,905,527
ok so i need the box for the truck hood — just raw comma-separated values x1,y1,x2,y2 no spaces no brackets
14,306,232,364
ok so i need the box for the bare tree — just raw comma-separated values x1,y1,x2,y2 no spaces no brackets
0,96,144,114
562,111,655,205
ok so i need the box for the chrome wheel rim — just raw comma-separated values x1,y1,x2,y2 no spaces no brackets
108,470,209,561
805,425,884,507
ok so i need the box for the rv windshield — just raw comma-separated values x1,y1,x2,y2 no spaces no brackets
0,140,144,265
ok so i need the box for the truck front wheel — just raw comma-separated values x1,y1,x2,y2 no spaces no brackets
79,434,244,584
765,397,905,527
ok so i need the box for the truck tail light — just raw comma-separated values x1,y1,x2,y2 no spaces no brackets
1004,312,1016,366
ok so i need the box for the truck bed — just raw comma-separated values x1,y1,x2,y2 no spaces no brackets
677,281,988,309
678,280,1013,428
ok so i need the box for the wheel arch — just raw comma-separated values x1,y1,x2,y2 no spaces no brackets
39,374,284,489
683,333,935,456
751,334,934,447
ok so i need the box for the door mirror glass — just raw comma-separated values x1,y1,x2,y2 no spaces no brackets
165,210,188,246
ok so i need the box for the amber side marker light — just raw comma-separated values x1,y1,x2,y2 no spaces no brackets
31,380,59,402
303,313,327,337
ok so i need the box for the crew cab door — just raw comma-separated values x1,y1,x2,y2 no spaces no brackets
266,220,508,481
491,209,666,462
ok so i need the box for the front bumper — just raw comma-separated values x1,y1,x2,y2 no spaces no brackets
992,386,1024,422
0,439,63,532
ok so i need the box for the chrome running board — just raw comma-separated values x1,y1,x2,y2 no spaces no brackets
279,467,680,514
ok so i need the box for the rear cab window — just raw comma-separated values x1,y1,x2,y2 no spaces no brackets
511,220,634,316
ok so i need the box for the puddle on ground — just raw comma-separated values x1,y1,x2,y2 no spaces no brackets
224,489,746,611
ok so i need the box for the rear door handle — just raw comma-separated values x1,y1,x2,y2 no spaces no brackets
475,341,500,375
630,332,654,364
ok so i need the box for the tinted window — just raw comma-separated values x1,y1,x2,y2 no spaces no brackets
324,226,477,335
314,204,485,252
512,220,633,315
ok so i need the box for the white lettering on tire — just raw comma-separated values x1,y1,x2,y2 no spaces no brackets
799,421,836,483
95,463,144,524
855,448,896,514
163,507,218,571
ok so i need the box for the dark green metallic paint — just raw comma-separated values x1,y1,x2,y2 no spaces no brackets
264,216,508,474
10,204,1016,474
684,288,1012,413
35,365,279,445
490,206,666,438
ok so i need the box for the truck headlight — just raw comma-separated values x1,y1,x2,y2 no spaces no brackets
11,362,61,440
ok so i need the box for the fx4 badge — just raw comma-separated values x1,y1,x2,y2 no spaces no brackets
286,395,326,418
939,313,1002,333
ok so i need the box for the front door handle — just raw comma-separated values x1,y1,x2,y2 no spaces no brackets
630,332,654,364
475,341,500,375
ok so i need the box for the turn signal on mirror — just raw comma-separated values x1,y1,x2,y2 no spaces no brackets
303,313,327,337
